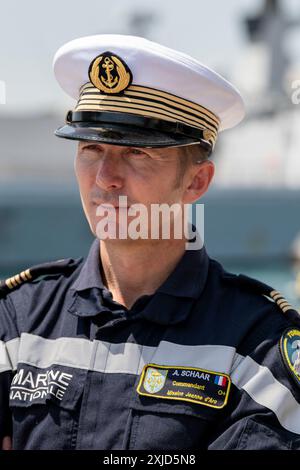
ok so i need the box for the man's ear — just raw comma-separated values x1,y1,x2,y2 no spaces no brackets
183,160,215,204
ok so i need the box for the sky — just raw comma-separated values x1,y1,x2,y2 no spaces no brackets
0,0,300,188
1,0,299,115
0,0,268,114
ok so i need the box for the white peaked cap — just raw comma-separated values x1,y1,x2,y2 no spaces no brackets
53,34,245,150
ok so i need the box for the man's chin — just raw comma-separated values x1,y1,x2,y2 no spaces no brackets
95,234,151,245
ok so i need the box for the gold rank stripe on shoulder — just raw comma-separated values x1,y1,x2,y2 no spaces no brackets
5,269,32,289
270,290,294,313
0,258,80,297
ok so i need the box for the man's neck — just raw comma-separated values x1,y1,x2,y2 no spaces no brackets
99,239,186,309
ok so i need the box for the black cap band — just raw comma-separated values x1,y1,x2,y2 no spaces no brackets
66,110,211,150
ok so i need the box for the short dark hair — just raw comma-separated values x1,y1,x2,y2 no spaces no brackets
174,144,211,188
180,144,210,165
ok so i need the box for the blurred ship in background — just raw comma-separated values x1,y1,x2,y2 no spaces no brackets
0,0,300,289
202,0,300,263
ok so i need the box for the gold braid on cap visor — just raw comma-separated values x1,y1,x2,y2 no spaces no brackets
75,83,220,148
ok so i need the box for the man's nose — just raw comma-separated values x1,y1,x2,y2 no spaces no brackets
95,152,124,191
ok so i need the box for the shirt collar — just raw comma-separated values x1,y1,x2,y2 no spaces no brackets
156,246,209,299
70,238,104,292
68,238,209,324
137,247,209,325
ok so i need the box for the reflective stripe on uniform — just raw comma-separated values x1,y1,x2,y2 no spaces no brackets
231,354,300,435
18,333,236,374
4,333,300,435
0,337,20,373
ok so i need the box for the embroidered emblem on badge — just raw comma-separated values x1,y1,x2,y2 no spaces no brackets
280,328,300,386
88,51,133,95
143,367,168,394
137,364,231,409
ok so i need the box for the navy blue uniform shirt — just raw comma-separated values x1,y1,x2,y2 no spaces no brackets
1,239,300,449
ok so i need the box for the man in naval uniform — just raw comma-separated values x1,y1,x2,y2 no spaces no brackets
1,35,300,450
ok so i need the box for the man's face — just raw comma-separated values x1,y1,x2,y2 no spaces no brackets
75,141,212,241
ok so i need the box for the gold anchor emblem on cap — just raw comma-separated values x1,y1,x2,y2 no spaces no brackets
89,51,133,94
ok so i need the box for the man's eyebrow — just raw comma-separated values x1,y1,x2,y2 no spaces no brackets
79,141,97,147
78,142,104,151
145,148,173,158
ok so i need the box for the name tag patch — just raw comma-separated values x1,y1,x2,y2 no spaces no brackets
137,364,231,409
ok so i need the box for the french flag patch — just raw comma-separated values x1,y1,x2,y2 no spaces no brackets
214,375,227,387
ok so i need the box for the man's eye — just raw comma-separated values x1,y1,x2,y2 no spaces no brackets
82,144,99,151
130,148,148,157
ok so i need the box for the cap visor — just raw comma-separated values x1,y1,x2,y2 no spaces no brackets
54,123,199,148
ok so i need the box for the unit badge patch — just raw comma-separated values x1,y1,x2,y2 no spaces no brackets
280,328,300,386
137,364,231,409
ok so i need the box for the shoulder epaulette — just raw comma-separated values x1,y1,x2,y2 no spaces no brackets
0,258,81,297
223,272,300,325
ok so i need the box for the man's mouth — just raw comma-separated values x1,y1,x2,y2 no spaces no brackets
93,202,131,210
